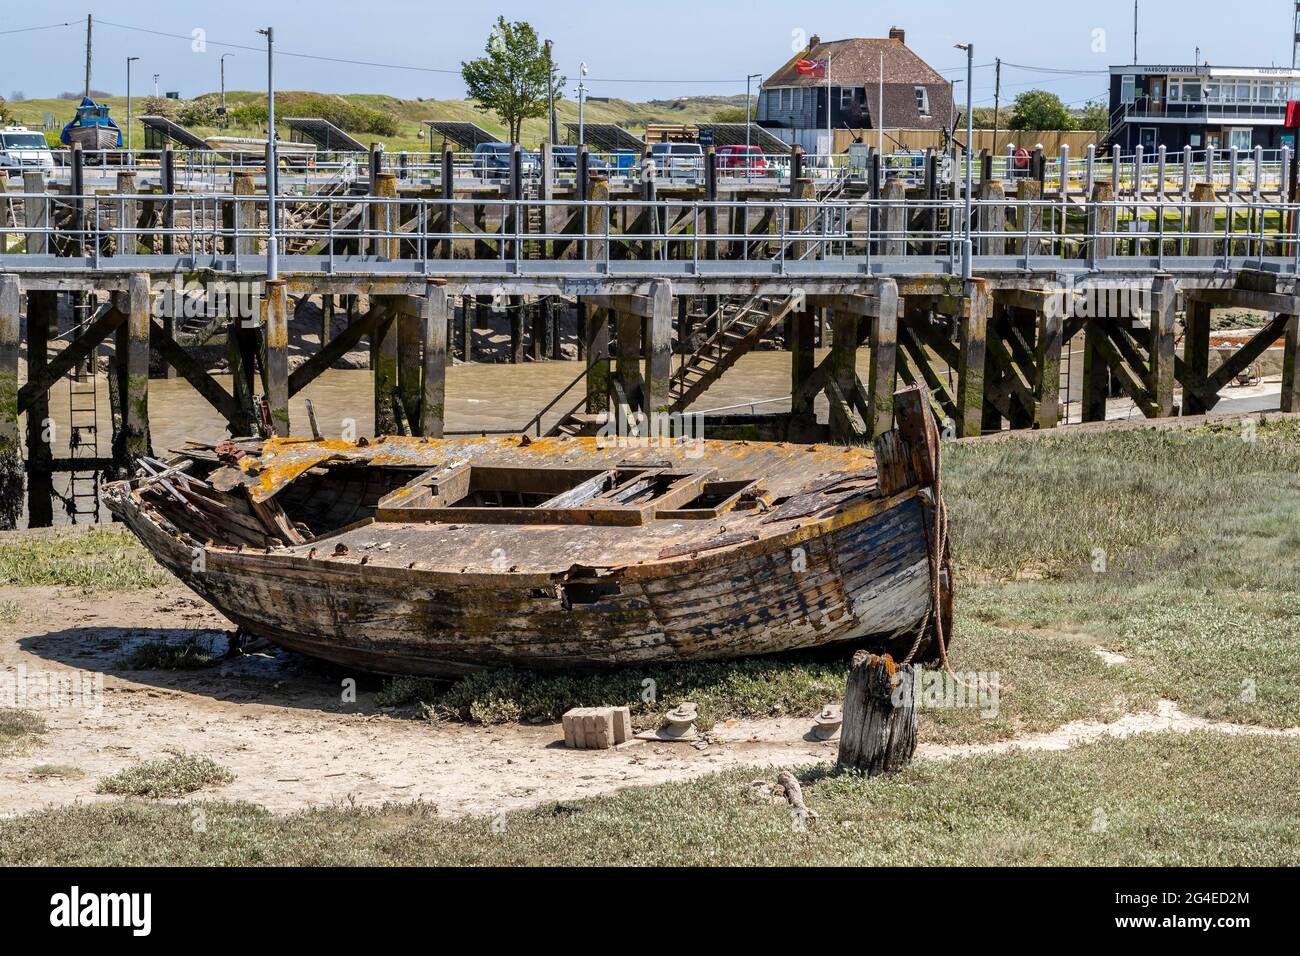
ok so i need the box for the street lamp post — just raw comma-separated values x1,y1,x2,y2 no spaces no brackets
577,62,588,148
152,73,159,98
745,72,762,177
954,42,974,280
220,53,234,129
258,27,277,281
126,56,139,156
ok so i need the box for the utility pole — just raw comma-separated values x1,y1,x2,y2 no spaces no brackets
84,15,92,99
545,40,558,144
1133,1,1139,65
152,74,160,98
991,58,1002,158
221,54,234,128
126,57,139,154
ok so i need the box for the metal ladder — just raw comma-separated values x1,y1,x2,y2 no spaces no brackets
65,357,101,523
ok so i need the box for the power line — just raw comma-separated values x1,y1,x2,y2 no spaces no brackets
96,19,745,84
0,21,75,37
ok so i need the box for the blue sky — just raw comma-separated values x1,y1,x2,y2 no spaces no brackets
1,1,1295,107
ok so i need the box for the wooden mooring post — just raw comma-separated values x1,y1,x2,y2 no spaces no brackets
836,651,918,776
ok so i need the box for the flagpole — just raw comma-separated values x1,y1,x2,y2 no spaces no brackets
826,50,832,168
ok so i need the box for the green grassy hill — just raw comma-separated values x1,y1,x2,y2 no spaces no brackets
4,91,750,152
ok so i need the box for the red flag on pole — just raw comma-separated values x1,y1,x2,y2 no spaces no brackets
795,58,827,77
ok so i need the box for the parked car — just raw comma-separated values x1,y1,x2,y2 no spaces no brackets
717,144,769,176
649,142,704,181
0,126,55,177
473,142,540,181
551,146,611,172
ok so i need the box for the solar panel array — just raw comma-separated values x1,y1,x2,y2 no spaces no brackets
423,121,502,150
285,117,366,152
139,116,210,151
696,124,791,153
562,123,644,153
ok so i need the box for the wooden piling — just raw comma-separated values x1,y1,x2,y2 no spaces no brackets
881,179,907,257
0,274,21,529
121,274,152,458
978,179,1006,255
263,280,289,437
22,172,48,255
866,280,899,437
1283,313,1300,413
1034,304,1063,429
25,291,54,526
397,296,422,432
371,299,399,435
1150,275,1177,416
615,307,643,412
1091,181,1115,260
1182,297,1213,415
645,280,673,417
1080,320,1109,423
956,278,990,437
420,281,448,437
1189,182,1216,258
584,304,610,414
835,651,918,777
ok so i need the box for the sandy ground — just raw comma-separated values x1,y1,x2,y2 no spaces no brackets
1,584,1294,819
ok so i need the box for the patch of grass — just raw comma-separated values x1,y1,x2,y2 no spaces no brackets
379,657,849,732
0,708,47,756
0,600,20,624
29,764,84,780
944,423,1300,579
95,753,234,799
122,636,222,671
0,526,170,590
3,733,1294,865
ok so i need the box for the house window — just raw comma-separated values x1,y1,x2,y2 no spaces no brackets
783,87,793,110
915,86,930,115
1229,128,1253,151
1121,74,1136,105
840,87,854,109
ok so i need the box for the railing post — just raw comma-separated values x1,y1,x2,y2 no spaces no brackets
22,171,48,256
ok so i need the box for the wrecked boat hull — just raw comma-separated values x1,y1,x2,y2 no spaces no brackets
105,386,950,675
109,486,935,675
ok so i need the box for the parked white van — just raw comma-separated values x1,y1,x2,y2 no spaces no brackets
0,126,55,177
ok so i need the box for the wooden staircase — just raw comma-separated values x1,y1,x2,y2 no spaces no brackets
667,293,797,412
284,176,365,254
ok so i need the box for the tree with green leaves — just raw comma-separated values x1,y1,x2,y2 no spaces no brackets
1074,99,1109,133
1008,90,1075,131
461,17,564,144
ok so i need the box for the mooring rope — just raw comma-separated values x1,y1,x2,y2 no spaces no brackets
899,404,965,685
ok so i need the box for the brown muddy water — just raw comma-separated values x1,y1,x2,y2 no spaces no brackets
27,343,1114,527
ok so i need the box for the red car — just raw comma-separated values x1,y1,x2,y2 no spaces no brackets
717,144,768,175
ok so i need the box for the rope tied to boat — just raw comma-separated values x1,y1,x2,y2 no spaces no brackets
898,406,971,687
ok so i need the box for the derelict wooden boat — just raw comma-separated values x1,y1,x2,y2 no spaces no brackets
105,388,952,676
60,97,122,151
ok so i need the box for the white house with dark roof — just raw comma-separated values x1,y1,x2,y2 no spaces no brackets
756,28,955,153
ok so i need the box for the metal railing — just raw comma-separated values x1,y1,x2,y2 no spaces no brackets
3,189,1297,276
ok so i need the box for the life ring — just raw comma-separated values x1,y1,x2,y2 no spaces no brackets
1013,147,1030,170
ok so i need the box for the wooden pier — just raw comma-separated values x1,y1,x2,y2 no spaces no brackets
1,141,1298,527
